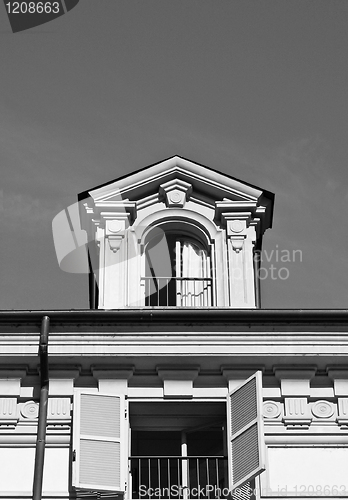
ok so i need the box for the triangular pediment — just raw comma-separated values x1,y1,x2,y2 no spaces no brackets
79,156,274,223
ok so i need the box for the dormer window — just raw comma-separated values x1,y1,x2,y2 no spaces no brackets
143,233,212,307
78,156,274,309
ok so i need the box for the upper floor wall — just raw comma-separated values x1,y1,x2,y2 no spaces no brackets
78,156,274,309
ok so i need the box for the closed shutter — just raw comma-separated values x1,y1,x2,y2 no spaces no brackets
227,371,265,492
72,392,127,494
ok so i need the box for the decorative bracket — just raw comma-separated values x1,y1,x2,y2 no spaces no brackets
104,216,127,253
230,236,244,253
107,235,124,253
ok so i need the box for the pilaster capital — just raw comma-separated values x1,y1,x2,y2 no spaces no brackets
223,214,251,236
95,201,137,224
216,201,267,238
102,213,130,252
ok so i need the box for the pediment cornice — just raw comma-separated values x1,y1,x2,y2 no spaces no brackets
81,156,271,201
79,156,274,232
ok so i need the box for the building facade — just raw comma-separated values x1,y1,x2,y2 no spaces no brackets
1,156,348,499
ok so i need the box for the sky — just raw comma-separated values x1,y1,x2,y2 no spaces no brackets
0,0,348,310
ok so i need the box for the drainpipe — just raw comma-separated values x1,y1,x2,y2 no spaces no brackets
253,248,261,308
33,315,50,500
253,236,262,309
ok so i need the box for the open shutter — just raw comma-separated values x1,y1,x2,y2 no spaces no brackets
72,392,127,494
226,371,265,492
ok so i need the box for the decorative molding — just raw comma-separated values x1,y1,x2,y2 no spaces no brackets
0,372,26,426
157,366,199,399
0,435,70,446
49,369,80,396
0,369,27,396
230,236,244,253
337,397,348,427
94,201,137,224
20,401,39,420
0,397,18,425
159,179,192,208
283,397,312,428
103,214,129,253
107,235,124,253
48,397,71,422
229,220,245,234
107,219,125,233
327,369,348,396
263,400,282,419
311,400,335,419
274,368,316,396
92,367,134,395
222,368,263,392
215,203,257,225
134,208,219,247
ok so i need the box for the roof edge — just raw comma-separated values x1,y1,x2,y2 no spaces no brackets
1,309,348,326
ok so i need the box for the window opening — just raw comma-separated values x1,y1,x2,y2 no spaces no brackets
129,402,226,499
143,233,212,306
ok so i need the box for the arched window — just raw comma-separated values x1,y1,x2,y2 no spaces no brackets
143,232,212,306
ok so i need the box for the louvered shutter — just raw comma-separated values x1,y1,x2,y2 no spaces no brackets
72,392,127,494
227,371,265,492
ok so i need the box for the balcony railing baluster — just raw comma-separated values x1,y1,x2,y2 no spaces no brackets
215,459,219,499
168,458,171,498
158,458,161,499
196,458,200,499
130,456,226,499
148,458,151,494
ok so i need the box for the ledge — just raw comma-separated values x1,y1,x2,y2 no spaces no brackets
0,308,348,327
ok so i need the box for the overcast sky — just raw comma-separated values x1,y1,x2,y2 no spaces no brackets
0,0,347,310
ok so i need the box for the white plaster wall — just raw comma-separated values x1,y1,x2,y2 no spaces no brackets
261,447,348,496
0,447,69,495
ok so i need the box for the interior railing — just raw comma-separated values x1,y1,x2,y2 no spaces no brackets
141,277,213,307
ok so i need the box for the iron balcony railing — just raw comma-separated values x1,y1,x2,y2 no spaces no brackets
129,456,227,499
141,277,213,307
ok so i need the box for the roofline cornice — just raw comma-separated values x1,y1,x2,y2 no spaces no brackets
1,309,348,327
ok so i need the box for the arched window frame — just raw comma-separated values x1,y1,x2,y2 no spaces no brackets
134,213,217,307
